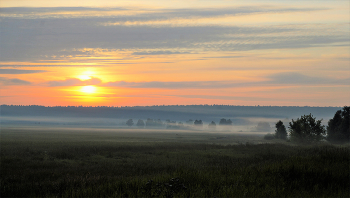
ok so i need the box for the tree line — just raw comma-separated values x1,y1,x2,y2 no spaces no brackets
125,118,235,129
125,106,349,143
270,106,349,143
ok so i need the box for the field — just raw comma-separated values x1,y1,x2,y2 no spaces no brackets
1,127,349,197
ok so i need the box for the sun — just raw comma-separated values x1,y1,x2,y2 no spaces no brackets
80,85,96,94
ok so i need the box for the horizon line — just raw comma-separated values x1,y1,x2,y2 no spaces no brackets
1,104,344,108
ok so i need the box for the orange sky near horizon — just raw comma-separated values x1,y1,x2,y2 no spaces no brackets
0,1,349,107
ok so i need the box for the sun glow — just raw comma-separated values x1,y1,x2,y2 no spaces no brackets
78,70,96,81
80,85,96,94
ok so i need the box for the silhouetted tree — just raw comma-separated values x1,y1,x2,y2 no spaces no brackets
327,106,350,143
219,118,226,125
136,119,145,127
289,114,326,143
208,121,216,128
219,118,232,125
126,119,134,127
275,120,287,139
194,120,203,126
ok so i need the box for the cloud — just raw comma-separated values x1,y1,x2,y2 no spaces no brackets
0,69,47,74
132,51,191,55
106,81,240,89
100,7,325,27
0,6,324,19
48,77,102,87
0,7,124,14
267,72,350,85
1,19,346,62
0,6,345,62
164,94,275,102
0,77,31,85
105,73,350,89
0,64,124,67
202,55,246,59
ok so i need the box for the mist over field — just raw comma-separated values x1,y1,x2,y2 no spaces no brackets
1,105,341,133
1,105,349,197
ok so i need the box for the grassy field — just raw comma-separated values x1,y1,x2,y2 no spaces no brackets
1,127,349,197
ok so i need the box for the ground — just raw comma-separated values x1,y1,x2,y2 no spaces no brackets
1,127,349,197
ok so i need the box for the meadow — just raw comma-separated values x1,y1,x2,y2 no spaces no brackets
1,127,349,197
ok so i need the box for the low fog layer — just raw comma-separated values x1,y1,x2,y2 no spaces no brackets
1,105,341,133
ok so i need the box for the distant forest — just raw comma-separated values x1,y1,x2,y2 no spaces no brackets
1,105,341,124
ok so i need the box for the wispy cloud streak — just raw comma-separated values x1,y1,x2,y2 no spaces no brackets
105,72,350,89
1,6,346,62
48,77,102,87
0,77,31,85
0,69,47,74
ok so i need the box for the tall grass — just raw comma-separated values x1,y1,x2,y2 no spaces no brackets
1,129,349,197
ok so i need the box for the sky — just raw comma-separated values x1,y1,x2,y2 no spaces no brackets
0,0,349,107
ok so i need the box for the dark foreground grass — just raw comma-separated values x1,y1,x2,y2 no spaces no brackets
1,128,349,197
